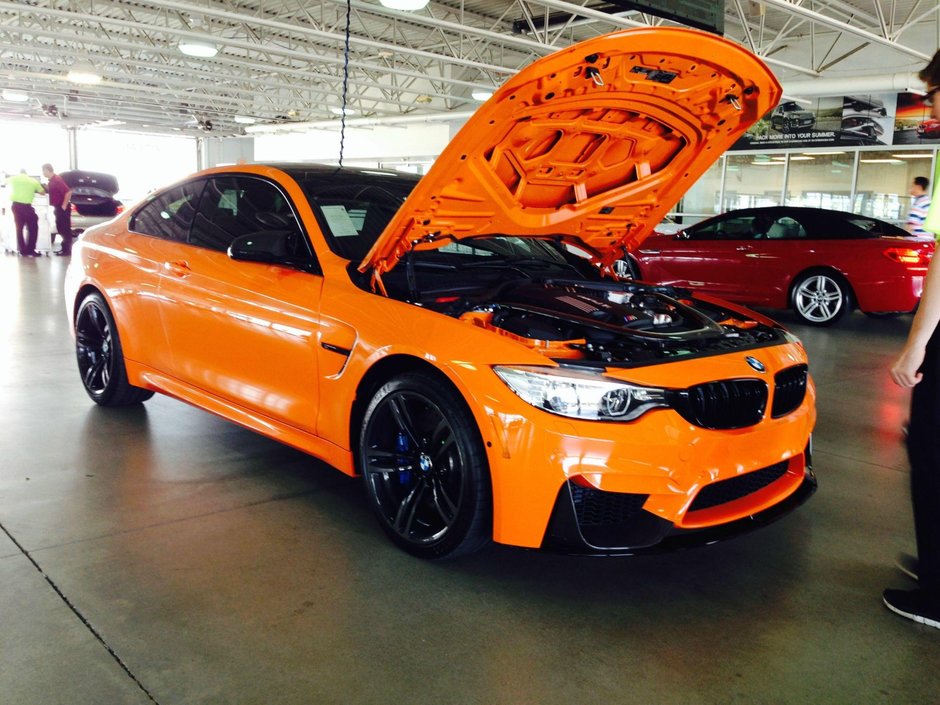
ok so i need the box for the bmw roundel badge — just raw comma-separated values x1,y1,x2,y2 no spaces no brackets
745,356,766,373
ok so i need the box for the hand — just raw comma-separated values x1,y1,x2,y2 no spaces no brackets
891,346,926,387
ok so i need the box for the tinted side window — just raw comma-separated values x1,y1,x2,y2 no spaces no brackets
130,181,204,242
190,177,307,254
766,216,807,240
688,215,761,240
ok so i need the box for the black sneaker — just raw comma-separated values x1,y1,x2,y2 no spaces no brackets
883,588,940,630
896,552,919,581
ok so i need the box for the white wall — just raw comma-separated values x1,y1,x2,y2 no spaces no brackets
254,122,452,165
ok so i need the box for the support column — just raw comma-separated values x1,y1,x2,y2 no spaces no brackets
67,127,79,170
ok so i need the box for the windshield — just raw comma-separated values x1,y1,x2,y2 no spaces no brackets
293,169,419,261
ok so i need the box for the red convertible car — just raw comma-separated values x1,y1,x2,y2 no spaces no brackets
624,207,933,325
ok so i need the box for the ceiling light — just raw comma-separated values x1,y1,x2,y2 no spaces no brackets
330,106,357,116
234,115,257,124
379,0,430,10
788,156,815,160
178,38,218,58
891,153,933,159
415,94,432,104
859,158,903,164
1,89,29,102
67,62,102,85
471,89,494,102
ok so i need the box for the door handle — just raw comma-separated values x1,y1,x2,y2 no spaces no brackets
165,260,192,277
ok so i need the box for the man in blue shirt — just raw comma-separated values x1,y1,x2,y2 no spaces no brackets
906,176,932,238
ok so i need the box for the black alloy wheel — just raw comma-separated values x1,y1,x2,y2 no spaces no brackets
75,292,153,406
359,372,490,559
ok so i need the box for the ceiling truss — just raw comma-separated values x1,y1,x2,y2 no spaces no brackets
0,0,936,136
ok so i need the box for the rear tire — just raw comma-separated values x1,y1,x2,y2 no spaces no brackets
75,292,154,406
790,271,852,326
359,371,490,559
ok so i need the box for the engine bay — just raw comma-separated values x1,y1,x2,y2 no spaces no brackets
438,279,782,366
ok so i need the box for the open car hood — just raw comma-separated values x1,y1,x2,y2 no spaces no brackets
359,27,780,279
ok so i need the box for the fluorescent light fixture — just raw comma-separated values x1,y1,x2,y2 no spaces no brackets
859,158,904,164
178,38,218,58
752,160,785,165
1,89,28,102
67,62,101,85
471,89,494,102
233,115,257,124
330,106,357,116
892,153,933,159
789,156,815,160
805,151,846,155
379,0,429,10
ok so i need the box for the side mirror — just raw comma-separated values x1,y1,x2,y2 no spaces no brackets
228,230,318,273
675,230,689,240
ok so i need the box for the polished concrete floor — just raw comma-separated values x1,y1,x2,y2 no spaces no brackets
1,254,937,705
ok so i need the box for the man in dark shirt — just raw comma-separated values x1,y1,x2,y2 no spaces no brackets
42,163,72,256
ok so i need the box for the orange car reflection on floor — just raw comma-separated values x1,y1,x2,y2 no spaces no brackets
65,27,815,558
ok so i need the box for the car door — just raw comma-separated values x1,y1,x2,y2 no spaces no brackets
156,174,324,434
118,179,205,372
636,213,763,300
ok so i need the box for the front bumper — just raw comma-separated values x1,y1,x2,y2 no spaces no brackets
542,459,816,555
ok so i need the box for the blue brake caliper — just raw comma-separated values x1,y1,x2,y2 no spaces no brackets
396,432,411,485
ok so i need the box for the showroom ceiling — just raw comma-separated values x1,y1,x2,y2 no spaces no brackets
0,0,937,136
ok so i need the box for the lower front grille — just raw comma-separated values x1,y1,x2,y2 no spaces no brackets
688,460,790,513
571,483,648,527
668,379,768,430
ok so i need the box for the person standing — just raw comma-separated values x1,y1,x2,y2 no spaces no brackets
885,49,940,630
5,169,45,256
42,163,73,256
906,176,932,238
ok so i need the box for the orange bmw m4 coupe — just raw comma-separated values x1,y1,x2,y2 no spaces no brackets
66,27,816,558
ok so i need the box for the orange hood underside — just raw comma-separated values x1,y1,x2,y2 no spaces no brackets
360,27,781,278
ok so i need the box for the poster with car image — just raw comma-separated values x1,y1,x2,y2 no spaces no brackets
733,93,898,149
894,92,940,143
839,94,896,145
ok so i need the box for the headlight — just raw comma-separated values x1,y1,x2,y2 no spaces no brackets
493,365,668,422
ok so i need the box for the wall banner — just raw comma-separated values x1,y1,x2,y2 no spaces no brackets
732,92,939,150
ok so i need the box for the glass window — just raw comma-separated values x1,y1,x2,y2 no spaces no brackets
677,157,724,221
130,180,204,242
765,215,807,240
298,175,418,261
190,176,306,254
722,154,784,210
784,153,853,210
688,214,760,240
855,153,933,222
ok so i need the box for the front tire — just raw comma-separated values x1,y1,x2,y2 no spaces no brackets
75,292,154,406
790,271,852,326
359,372,490,559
